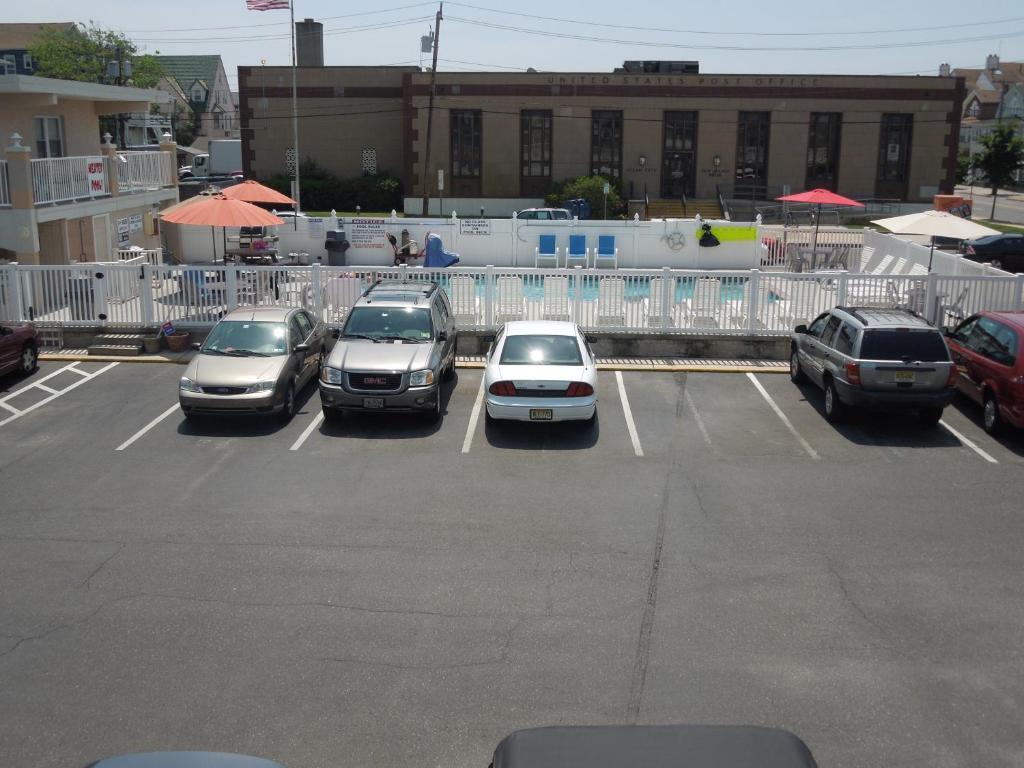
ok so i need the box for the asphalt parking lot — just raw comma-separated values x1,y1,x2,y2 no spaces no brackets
2,361,1023,768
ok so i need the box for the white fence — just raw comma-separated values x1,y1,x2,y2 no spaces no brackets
759,226,865,268
30,156,109,205
3,263,1022,335
117,151,174,193
0,160,9,207
861,228,1010,277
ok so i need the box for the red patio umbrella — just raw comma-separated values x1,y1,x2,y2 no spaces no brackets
220,180,296,206
160,194,284,262
776,188,864,249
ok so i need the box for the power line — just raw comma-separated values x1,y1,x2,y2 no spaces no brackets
447,3,1024,38
132,17,432,44
446,16,1024,52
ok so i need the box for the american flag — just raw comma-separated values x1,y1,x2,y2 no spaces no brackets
246,0,289,9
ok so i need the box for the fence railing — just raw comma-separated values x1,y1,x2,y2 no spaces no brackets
30,156,109,205
3,263,1023,336
117,151,174,192
0,160,10,207
759,226,866,268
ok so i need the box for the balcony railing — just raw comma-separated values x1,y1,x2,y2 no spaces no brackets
117,151,174,193
31,156,109,205
0,160,10,207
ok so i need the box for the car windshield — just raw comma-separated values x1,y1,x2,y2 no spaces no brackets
201,321,288,356
500,334,583,365
343,306,433,341
859,330,950,362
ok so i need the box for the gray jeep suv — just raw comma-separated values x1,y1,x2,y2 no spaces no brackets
790,306,957,424
319,280,457,421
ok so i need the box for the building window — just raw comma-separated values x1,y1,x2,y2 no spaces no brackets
735,111,771,196
661,111,697,198
34,116,64,158
1,54,15,74
520,110,552,196
213,109,223,129
877,114,913,183
362,147,378,175
591,110,623,181
190,83,206,103
22,52,33,71
967,100,980,118
450,110,482,178
806,113,841,188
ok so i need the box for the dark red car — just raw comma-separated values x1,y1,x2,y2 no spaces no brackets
0,322,39,378
945,311,1024,434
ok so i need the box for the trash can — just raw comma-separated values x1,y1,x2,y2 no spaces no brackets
66,275,94,321
324,229,351,266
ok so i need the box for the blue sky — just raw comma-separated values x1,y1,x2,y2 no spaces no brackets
6,0,1024,91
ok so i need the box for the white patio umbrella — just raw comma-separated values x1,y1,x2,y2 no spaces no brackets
871,210,1000,272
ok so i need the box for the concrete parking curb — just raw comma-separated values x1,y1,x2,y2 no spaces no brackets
40,352,789,373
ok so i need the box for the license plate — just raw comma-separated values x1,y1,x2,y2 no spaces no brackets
894,371,916,383
530,409,553,420
362,397,384,409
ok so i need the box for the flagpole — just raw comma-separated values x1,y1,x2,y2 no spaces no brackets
290,0,300,229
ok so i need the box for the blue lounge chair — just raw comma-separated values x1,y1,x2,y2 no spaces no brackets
594,235,618,269
535,234,559,267
566,234,589,268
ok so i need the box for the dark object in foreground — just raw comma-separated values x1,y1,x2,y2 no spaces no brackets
491,725,818,768
87,752,285,768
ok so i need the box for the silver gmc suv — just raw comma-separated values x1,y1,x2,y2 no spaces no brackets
319,280,457,421
790,306,957,424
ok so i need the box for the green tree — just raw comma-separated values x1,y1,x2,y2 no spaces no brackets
29,22,162,88
545,175,622,220
956,151,972,185
972,124,1024,220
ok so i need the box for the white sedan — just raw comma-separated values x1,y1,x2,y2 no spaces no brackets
484,321,598,424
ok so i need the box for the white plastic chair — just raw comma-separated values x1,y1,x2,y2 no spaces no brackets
647,277,677,327
596,277,626,327
542,276,571,321
324,276,363,322
685,278,722,328
495,276,525,324
448,275,478,326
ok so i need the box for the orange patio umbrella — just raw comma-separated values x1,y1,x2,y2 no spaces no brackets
220,179,296,206
160,194,284,262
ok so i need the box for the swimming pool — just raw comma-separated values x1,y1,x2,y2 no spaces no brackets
433,275,758,304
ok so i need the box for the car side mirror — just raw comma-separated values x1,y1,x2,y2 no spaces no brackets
794,324,808,334
0,327,11,336
294,343,311,353
437,330,448,342
191,342,201,350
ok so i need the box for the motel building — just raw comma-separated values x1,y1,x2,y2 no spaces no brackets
239,57,964,218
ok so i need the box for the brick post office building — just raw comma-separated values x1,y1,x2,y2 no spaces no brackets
238,62,964,216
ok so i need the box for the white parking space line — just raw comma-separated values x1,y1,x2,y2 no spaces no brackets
939,420,999,464
683,389,712,447
615,371,644,458
290,410,324,451
746,372,820,460
115,404,180,451
65,365,92,378
34,383,59,395
0,362,118,429
462,376,486,454
0,399,21,415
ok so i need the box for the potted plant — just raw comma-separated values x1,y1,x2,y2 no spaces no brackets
165,330,192,352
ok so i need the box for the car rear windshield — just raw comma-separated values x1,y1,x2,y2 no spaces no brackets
202,321,287,356
859,330,950,362
500,334,583,365
344,306,433,341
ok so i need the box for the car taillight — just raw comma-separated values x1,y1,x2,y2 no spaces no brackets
845,362,861,386
488,381,517,396
966,245,975,255
565,381,594,397
947,366,959,387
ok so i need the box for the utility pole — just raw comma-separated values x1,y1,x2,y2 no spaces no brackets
420,2,442,217
290,0,301,228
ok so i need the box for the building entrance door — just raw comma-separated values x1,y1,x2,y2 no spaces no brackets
661,151,694,199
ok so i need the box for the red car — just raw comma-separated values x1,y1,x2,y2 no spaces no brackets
945,311,1024,434
0,322,39,378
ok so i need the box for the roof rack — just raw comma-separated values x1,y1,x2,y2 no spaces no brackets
361,278,439,301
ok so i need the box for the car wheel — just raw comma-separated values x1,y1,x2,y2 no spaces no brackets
279,381,296,422
983,394,1004,435
484,407,495,425
424,392,442,422
918,407,943,427
20,343,38,375
823,377,845,422
442,355,456,382
789,347,807,383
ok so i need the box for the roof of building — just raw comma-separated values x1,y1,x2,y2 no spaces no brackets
0,22,75,50
153,55,223,107
0,73,168,106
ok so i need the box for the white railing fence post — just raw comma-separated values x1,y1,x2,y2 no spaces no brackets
573,266,584,326
660,266,671,327
837,271,849,306
484,265,495,327
226,266,238,312
398,263,408,281
140,263,154,325
311,263,323,318
747,269,760,334
9,266,26,321
1015,275,1024,312
93,268,109,325
925,271,938,325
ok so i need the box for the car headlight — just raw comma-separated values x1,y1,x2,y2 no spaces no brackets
248,380,277,393
321,366,343,385
409,369,435,387
179,377,199,392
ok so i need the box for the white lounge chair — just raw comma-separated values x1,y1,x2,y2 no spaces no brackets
647,277,677,327
448,275,478,327
542,276,571,321
323,276,363,322
596,277,626,327
941,286,970,327
685,277,722,328
728,279,768,330
495,276,525,324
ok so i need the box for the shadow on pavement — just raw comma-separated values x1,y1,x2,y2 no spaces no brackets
317,374,460,440
175,378,319,437
484,411,600,451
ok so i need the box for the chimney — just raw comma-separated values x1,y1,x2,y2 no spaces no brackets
295,18,324,67
985,54,1000,73
938,63,950,77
